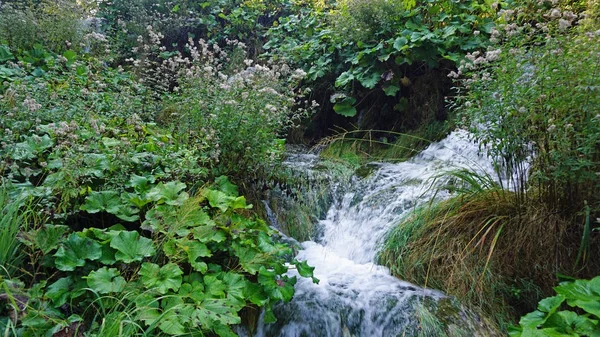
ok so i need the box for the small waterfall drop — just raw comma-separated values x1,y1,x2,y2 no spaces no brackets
253,130,501,337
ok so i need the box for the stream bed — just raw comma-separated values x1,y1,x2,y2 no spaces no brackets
246,130,502,337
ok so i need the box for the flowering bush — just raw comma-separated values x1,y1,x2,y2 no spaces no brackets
454,0,600,208
161,38,315,176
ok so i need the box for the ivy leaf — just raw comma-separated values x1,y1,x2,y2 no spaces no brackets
46,277,73,307
54,233,102,271
139,262,183,294
110,231,155,263
294,260,319,284
244,283,269,306
86,267,127,294
263,303,277,324
333,97,357,117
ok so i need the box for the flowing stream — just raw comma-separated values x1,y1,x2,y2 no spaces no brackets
250,130,502,337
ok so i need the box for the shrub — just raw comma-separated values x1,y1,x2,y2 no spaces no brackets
454,0,600,210
162,39,314,176
0,1,91,54
509,276,600,336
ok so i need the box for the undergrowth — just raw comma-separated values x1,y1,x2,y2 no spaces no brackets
379,169,600,329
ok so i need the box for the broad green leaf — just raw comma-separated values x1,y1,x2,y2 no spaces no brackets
54,233,102,271
205,189,231,212
215,176,238,196
519,310,546,329
86,267,126,294
46,277,73,307
110,231,155,263
81,191,121,214
158,310,187,335
233,245,265,275
335,71,354,87
192,225,226,243
178,238,210,273
114,205,140,222
204,275,227,298
333,97,357,117
393,36,408,51
179,281,205,302
25,224,68,254
357,70,381,89
222,272,248,306
383,85,400,96
0,45,14,62
193,299,241,327
555,277,600,301
128,174,155,194
139,262,183,294
538,295,565,313
214,323,238,337
147,181,188,206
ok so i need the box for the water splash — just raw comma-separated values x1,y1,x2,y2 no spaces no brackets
253,130,501,337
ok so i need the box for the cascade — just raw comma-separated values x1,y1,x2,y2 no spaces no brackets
249,130,501,337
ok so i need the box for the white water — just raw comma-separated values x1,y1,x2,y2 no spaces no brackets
254,130,501,337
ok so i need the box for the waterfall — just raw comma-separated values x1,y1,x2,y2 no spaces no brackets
250,130,501,337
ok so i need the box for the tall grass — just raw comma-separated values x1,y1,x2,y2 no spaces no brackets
0,189,27,278
320,120,451,166
377,169,597,329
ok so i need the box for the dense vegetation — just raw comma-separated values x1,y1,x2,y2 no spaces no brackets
0,0,598,335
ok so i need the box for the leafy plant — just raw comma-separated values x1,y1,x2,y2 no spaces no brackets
509,276,600,336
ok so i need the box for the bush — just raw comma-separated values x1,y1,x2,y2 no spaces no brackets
161,39,314,176
0,1,90,54
455,0,600,210
509,276,600,336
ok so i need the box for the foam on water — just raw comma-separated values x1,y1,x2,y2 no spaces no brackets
252,130,503,337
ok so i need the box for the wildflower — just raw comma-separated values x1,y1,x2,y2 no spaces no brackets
558,19,571,30
23,97,41,112
447,71,459,79
549,9,561,19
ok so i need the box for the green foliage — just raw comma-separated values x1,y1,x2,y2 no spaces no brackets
3,178,314,336
510,276,600,336
0,189,27,277
455,0,600,210
0,10,316,334
162,42,313,176
0,1,91,54
264,0,494,117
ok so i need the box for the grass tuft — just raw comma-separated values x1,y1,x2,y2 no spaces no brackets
378,170,600,328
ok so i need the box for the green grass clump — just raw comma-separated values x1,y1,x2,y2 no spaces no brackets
379,170,600,330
